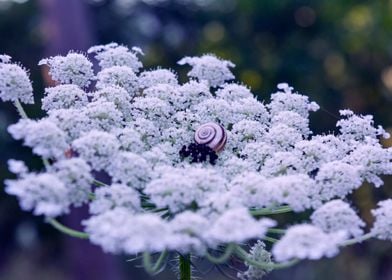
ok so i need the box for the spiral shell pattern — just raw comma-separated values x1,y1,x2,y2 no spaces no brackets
194,122,227,152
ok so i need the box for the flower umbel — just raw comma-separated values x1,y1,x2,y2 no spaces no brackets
2,44,392,280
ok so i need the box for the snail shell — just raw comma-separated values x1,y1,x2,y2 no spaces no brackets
194,122,227,152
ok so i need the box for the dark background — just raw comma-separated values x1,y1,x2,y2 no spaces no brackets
0,0,392,279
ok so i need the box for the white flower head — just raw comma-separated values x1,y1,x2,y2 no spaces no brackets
205,207,276,245
48,108,91,141
371,199,392,241
314,161,362,201
337,110,390,143
50,158,93,207
268,84,319,118
72,130,120,171
42,84,88,111
216,83,253,101
311,199,365,237
84,208,171,254
272,224,346,262
96,66,139,96
168,211,210,253
5,173,70,217
139,68,178,89
178,54,235,87
90,184,141,215
0,60,33,104
107,151,152,189
88,43,143,71
145,165,227,213
90,86,133,117
84,100,124,131
3,44,392,269
8,119,69,159
39,52,94,88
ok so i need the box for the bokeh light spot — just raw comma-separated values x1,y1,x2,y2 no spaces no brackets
203,21,225,43
240,69,262,90
294,6,316,28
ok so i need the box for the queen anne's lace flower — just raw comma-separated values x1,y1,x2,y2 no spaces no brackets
48,108,91,141
272,224,346,262
39,52,94,88
42,84,88,111
145,165,227,213
371,199,392,241
345,145,392,187
168,211,209,253
8,119,69,159
89,184,141,215
231,97,269,124
337,109,390,143
83,208,171,254
50,158,93,207
88,43,143,71
178,54,235,87
263,124,303,150
268,83,319,118
72,130,120,171
139,68,178,89
3,44,392,278
0,58,33,104
205,208,276,245
216,83,253,101
84,100,124,131
5,173,70,217
107,151,152,189
96,66,139,96
314,161,362,201
178,80,212,108
90,86,133,117
311,200,365,237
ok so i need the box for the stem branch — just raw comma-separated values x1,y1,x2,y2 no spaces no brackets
341,232,375,246
47,218,89,239
250,206,292,216
13,99,28,119
179,254,191,280
204,243,235,264
142,251,168,275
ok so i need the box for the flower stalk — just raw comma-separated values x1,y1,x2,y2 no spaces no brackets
47,218,89,239
179,254,192,280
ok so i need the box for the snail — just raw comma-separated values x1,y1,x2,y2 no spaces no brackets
179,122,227,165
194,122,227,153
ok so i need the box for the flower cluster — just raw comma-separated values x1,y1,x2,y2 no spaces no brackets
2,43,392,279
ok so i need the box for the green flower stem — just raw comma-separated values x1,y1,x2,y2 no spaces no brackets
93,179,108,187
341,232,375,246
267,228,286,234
47,218,89,239
234,245,299,270
88,192,96,200
142,251,168,275
42,158,50,169
13,99,28,119
250,206,292,216
204,243,235,264
179,254,192,280
12,99,51,169
262,236,279,243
